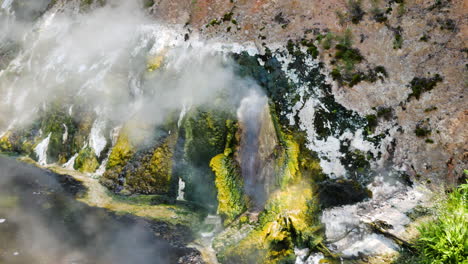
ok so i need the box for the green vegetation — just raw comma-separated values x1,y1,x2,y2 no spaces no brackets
106,129,134,169
335,33,363,72
206,12,237,28
0,131,13,152
346,0,365,24
180,107,234,209
371,5,388,23
438,18,457,32
424,106,438,112
416,183,467,263
366,114,378,132
80,0,106,10
376,107,393,120
419,34,429,42
210,153,246,225
326,31,387,87
317,32,334,50
408,74,443,100
300,39,319,59
215,184,324,264
100,127,135,191
74,146,99,173
124,132,178,194
414,125,431,137
393,27,403,49
142,0,154,8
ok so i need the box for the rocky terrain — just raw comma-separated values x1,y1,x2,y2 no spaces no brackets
0,0,466,263
149,0,467,185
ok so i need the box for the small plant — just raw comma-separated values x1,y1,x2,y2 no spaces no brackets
366,114,378,131
142,0,154,8
425,138,434,144
416,183,468,263
424,106,438,112
371,6,387,23
335,42,363,72
438,18,457,31
222,12,233,22
393,27,403,49
408,74,443,100
414,125,431,137
376,107,393,120
335,10,347,25
419,34,429,42
330,68,342,82
347,0,365,24
206,19,221,27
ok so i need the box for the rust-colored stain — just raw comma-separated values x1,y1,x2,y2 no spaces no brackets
190,0,215,25
250,0,268,13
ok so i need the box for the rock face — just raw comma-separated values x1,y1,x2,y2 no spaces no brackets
0,0,466,263
148,0,467,185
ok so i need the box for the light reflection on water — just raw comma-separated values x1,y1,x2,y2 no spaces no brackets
0,156,198,264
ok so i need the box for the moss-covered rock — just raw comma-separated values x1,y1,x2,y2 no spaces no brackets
101,115,180,197
124,131,178,194
0,131,13,152
100,127,136,191
211,153,246,225
214,183,322,264
178,107,234,210
106,128,135,170
38,102,80,164
147,50,166,72
74,146,99,173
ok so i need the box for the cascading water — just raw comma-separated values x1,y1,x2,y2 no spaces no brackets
237,89,268,209
63,153,78,170
177,177,185,201
0,1,440,263
34,132,51,166
89,118,107,157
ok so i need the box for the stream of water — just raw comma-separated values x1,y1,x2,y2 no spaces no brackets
0,156,198,263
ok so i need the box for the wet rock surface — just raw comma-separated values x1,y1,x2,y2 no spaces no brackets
150,0,467,185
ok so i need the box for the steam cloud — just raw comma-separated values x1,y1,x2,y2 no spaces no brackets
0,156,195,263
0,0,255,141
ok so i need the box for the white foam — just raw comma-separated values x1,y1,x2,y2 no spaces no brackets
63,153,78,170
89,119,107,157
62,124,68,143
1,0,13,9
34,133,51,166
177,177,186,201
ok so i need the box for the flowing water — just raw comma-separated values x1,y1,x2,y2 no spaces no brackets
0,0,434,262
0,156,198,264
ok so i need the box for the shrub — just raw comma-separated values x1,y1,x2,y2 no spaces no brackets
393,28,403,49
414,125,431,137
347,0,365,24
416,183,468,263
408,74,443,100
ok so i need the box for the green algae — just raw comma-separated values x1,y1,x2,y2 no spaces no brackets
179,107,234,209
215,183,323,264
106,128,135,170
0,131,13,152
210,154,246,225
74,146,99,173
38,103,77,164
100,127,135,190
124,131,178,194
